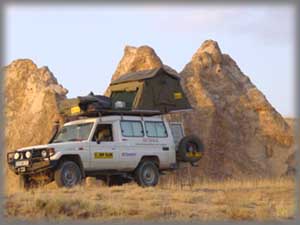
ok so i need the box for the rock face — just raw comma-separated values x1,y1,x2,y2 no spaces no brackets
104,45,163,96
111,45,163,81
4,59,68,192
179,40,294,178
283,117,297,176
108,41,294,178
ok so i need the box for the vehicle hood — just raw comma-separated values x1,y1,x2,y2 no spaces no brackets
17,142,86,151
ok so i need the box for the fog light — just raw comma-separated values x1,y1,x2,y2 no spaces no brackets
14,152,20,160
25,151,32,159
41,150,48,158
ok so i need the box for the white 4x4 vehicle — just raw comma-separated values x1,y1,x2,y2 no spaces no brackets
7,114,204,189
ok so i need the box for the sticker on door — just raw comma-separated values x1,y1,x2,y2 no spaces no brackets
94,152,113,159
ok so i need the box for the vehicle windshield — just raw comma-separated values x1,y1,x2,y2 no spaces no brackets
51,122,94,143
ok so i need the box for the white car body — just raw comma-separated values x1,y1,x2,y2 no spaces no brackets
15,115,181,174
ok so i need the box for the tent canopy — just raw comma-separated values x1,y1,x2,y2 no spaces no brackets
108,67,192,113
110,67,179,85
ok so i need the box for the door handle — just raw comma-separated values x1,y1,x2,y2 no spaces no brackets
162,147,169,151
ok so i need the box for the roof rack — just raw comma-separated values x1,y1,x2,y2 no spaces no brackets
64,109,163,121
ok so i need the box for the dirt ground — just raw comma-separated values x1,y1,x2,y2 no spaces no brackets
4,176,295,222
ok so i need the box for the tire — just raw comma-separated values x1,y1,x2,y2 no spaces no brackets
177,135,204,163
54,161,82,188
135,160,159,187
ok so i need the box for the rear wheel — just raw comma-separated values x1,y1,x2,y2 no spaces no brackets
135,160,159,187
54,161,82,188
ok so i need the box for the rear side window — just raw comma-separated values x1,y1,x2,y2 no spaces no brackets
145,121,168,137
120,121,144,137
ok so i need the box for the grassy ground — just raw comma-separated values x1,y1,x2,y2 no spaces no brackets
4,176,295,222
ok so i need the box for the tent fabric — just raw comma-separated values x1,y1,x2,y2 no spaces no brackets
110,67,179,85
109,81,142,92
110,91,137,110
107,66,191,113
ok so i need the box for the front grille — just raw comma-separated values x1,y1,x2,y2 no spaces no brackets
19,148,48,161
32,149,44,158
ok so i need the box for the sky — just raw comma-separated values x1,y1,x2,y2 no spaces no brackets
4,3,296,117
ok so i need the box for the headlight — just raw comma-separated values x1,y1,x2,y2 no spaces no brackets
14,152,20,160
41,150,48,158
25,151,32,159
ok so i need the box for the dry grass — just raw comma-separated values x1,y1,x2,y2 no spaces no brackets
4,176,295,222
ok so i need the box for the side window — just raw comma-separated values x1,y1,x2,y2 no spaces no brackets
92,124,113,142
145,121,168,138
120,121,144,137
170,123,184,146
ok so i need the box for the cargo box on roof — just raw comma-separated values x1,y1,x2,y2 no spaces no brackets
107,66,192,113
59,92,112,117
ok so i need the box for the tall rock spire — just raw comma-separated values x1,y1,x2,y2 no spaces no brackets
179,39,294,178
104,45,164,96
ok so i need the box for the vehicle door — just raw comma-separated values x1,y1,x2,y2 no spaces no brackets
142,120,172,168
89,123,119,170
117,120,144,169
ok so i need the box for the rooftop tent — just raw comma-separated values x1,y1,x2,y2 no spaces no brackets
107,67,192,113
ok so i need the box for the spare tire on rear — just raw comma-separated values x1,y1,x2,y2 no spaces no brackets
176,135,204,163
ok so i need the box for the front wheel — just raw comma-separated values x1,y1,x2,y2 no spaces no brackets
135,160,159,187
54,161,82,188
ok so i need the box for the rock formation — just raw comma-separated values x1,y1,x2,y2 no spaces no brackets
104,45,163,96
108,41,295,178
178,40,294,178
4,59,67,192
111,45,163,81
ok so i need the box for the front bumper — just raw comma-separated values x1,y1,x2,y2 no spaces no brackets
7,152,59,175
